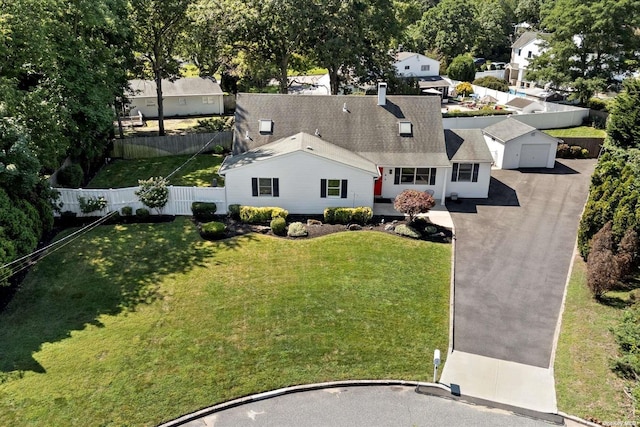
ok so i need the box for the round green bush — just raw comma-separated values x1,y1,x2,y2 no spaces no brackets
394,224,422,239
228,204,241,219
57,163,84,188
121,206,133,216
135,208,150,218
287,222,308,237
191,202,217,222
200,221,226,239
270,217,287,236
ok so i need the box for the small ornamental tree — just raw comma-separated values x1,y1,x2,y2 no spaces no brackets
447,54,476,82
616,228,639,279
455,82,473,98
135,176,169,214
393,189,436,223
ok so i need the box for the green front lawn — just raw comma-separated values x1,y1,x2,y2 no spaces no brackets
88,154,224,188
0,219,451,426
544,126,606,138
555,255,635,422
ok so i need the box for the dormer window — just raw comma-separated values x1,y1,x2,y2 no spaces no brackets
399,121,412,136
259,119,273,134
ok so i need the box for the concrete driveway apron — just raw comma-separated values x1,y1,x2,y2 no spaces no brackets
440,159,596,412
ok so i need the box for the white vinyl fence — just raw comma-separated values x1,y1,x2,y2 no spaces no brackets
56,186,227,217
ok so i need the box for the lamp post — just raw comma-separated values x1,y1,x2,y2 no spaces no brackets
433,349,441,383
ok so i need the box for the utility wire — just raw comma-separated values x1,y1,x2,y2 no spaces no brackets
0,131,224,279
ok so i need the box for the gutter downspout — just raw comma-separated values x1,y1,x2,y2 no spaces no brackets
441,167,449,206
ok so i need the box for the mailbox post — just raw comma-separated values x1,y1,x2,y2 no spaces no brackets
433,349,441,383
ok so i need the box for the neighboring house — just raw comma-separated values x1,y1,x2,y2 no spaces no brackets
505,97,544,114
394,52,440,78
483,117,559,169
505,32,549,88
126,77,224,118
218,84,493,214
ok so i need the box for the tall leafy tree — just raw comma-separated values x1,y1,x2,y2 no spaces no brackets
527,0,640,104
473,0,516,60
130,0,195,136
309,0,399,94
607,78,640,150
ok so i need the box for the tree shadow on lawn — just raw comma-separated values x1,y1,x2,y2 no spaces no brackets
0,220,257,377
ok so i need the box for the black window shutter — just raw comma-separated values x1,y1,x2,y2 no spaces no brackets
394,168,400,185
252,178,258,196
341,180,348,198
472,164,479,182
273,178,279,197
451,164,458,182
430,168,436,185
320,179,327,198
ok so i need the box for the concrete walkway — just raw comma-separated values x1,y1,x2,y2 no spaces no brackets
374,202,454,229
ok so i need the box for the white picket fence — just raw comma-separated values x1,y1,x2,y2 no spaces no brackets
56,186,227,217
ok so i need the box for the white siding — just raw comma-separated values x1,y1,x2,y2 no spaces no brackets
500,132,558,169
394,54,440,77
484,135,505,168
130,95,224,118
223,151,377,214
378,166,445,200
446,162,491,198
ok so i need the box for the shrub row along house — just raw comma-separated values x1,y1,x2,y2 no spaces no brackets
218,83,494,214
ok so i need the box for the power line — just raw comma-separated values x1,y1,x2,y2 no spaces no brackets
0,132,224,280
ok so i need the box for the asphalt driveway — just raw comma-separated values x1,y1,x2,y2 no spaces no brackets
449,159,596,368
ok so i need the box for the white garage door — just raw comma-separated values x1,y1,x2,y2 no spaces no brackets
519,144,550,168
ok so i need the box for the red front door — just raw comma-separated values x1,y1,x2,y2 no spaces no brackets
374,167,383,196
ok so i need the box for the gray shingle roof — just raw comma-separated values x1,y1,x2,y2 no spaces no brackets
505,97,536,109
511,31,548,49
396,51,418,61
445,129,494,163
233,93,451,167
127,77,222,98
219,132,379,175
482,117,537,142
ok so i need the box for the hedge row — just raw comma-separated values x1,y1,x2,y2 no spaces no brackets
239,206,288,223
323,207,373,224
191,202,217,222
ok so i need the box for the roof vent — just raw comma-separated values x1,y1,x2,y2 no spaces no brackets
245,131,251,140
314,129,320,136
306,146,313,150
342,103,348,113
258,119,273,134
399,121,412,136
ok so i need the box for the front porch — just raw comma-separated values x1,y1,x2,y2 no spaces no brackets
373,200,453,229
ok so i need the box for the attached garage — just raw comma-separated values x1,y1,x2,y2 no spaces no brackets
482,117,559,169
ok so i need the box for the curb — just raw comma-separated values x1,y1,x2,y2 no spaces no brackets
158,380,450,427
557,411,604,427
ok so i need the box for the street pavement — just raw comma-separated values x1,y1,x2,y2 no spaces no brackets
172,385,556,427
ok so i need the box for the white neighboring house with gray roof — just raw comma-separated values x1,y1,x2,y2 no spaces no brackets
218,84,493,214
505,32,549,88
483,117,559,169
394,52,440,77
126,77,224,118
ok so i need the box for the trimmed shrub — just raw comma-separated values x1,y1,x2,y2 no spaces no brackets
121,206,133,216
213,144,225,154
191,202,218,222
56,163,84,188
270,217,287,236
135,208,150,218
136,177,169,214
200,221,227,239
239,206,288,223
323,207,373,224
472,76,509,92
588,97,608,111
556,143,571,158
228,204,241,219
78,196,108,214
287,222,308,237
394,224,422,239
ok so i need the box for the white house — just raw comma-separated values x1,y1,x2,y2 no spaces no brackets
483,117,559,169
126,77,224,118
218,84,493,214
394,52,440,78
505,32,549,88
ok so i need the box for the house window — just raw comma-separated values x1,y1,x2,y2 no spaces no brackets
178,97,187,105
404,65,410,70
320,179,348,199
259,119,273,133
421,65,430,71
517,49,522,56
202,96,216,104
527,51,532,58
145,98,156,107
398,121,412,136
251,177,279,197
394,168,436,185
451,163,480,182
